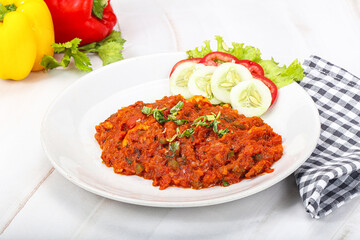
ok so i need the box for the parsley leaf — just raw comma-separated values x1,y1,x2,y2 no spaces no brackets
167,115,188,125
40,55,62,70
141,106,153,115
169,141,180,153
41,31,126,71
222,180,230,187
80,31,126,66
167,127,195,142
180,128,195,138
153,109,168,124
208,119,219,133
166,132,178,143
192,116,208,127
170,101,184,114
218,127,230,137
41,38,92,72
141,106,168,124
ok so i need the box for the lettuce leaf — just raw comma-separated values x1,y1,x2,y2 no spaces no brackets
80,31,126,66
41,38,92,72
259,58,304,88
186,40,212,58
186,36,304,88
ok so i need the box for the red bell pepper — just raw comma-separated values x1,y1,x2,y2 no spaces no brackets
44,0,117,46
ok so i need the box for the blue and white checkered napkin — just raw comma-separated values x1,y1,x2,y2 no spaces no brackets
294,55,360,218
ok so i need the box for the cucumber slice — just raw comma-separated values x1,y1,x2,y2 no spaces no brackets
230,79,272,117
170,62,203,98
187,66,221,104
211,63,253,103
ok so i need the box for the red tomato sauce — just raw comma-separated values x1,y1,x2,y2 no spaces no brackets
95,95,283,190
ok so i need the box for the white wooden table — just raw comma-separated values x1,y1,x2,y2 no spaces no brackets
1,0,360,239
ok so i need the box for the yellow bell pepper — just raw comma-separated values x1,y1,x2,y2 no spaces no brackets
0,0,54,80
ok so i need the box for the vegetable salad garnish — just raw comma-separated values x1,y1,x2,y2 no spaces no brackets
169,36,305,117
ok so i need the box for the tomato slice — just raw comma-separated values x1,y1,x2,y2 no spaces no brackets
252,74,278,106
200,52,265,76
169,58,202,77
199,52,240,66
237,60,265,76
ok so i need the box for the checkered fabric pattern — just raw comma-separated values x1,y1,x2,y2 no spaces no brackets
294,55,360,218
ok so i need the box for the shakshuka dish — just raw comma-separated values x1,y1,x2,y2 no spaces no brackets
95,95,283,190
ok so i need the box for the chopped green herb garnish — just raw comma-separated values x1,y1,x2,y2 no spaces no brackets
191,112,228,137
167,114,188,125
222,180,230,187
208,119,219,133
143,107,226,140
176,127,181,136
174,119,189,125
153,109,168,124
169,141,180,153
141,106,168,124
206,114,216,121
167,101,188,125
167,127,195,142
166,152,176,158
180,128,195,138
167,133,178,143
170,101,184,114
192,116,208,127
218,127,230,137
215,112,221,119
141,106,153,115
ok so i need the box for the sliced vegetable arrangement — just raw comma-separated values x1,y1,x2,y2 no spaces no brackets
169,36,304,117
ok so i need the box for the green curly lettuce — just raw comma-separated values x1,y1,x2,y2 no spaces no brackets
186,36,304,88
186,40,212,58
259,58,304,88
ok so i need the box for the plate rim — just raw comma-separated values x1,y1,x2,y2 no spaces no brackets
41,52,321,207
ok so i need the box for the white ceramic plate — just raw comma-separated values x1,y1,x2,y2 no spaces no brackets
41,52,320,207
